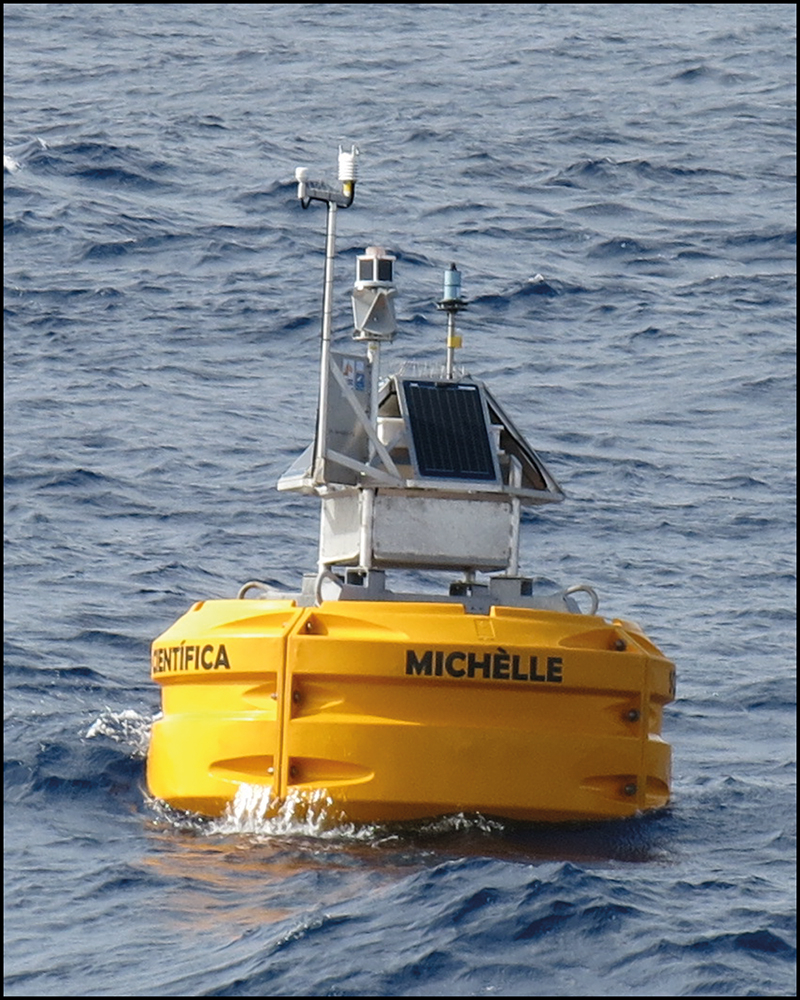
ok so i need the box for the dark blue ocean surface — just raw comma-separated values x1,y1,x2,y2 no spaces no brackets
4,4,796,996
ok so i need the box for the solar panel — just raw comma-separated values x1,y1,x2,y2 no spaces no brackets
400,379,499,482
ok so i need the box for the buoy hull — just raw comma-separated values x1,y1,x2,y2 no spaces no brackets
148,599,674,823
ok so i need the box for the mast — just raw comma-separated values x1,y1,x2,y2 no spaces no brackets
294,146,359,491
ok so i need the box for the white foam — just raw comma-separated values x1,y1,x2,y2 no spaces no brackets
4,138,47,173
85,708,152,757
208,784,377,841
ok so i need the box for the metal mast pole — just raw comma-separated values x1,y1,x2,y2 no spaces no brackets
294,147,358,578
294,148,358,486
315,199,338,481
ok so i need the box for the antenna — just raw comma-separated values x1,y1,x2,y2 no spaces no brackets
436,263,468,379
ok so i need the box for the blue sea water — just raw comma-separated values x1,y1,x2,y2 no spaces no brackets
3,3,796,996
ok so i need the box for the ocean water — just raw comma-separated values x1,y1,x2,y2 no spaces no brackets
3,3,796,996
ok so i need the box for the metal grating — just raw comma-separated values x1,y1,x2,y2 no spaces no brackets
401,380,499,482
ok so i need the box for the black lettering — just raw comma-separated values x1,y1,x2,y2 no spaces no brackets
201,644,214,669
468,652,491,678
401,648,565,683
529,656,546,682
214,644,230,670
185,645,196,670
406,649,433,676
493,648,510,680
445,651,466,678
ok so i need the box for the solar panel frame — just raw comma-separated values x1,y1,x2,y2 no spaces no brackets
398,378,501,484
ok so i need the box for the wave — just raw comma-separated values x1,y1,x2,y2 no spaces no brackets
615,928,794,964
26,138,175,190
3,137,49,174
546,157,732,189
85,707,152,756
587,236,654,258
149,783,510,846
473,274,589,308
5,711,151,809
722,228,796,250
3,661,108,688
145,781,677,867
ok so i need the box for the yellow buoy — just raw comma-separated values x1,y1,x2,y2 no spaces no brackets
147,149,674,824
148,598,673,823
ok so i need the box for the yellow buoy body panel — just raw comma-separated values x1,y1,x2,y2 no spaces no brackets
148,599,674,823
